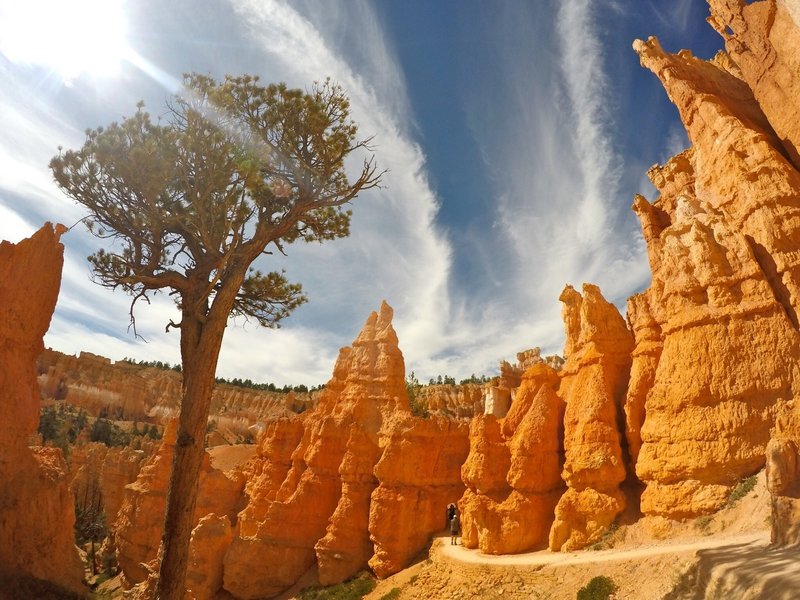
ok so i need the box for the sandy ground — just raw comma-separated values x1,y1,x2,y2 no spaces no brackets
437,531,768,567
365,532,795,600
207,443,257,471
365,471,800,600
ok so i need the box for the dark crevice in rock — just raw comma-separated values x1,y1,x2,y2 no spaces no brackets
745,235,800,331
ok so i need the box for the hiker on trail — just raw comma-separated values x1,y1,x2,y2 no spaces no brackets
450,510,460,545
447,503,457,529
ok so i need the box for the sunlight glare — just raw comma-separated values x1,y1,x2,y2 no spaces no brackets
0,0,129,83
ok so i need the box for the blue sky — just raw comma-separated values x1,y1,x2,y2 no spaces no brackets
0,0,722,385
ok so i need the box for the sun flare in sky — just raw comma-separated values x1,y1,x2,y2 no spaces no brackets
0,1,725,385
0,0,128,83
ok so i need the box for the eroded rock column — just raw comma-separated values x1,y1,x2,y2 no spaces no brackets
0,224,84,593
459,361,564,555
549,284,633,552
632,36,800,518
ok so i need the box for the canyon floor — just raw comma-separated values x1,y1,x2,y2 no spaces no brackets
90,468,798,600
332,470,796,600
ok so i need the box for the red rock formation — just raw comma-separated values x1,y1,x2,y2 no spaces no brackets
461,416,511,498
115,420,245,584
235,418,305,513
624,293,662,466
369,414,469,576
186,514,234,600
707,0,800,169
416,383,483,418
459,363,563,555
38,348,314,426
549,284,633,552
313,423,383,586
69,442,149,529
632,34,800,518
765,432,800,546
223,301,410,598
0,224,84,593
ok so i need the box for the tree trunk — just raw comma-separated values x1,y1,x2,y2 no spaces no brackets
155,311,226,600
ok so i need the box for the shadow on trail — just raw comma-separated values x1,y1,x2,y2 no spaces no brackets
663,540,800,599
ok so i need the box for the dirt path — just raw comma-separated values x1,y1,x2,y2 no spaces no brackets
436,530,770,567
368,530,787,600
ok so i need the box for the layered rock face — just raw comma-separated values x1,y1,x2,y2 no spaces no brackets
221,302,468,597
224,302,408,598
416,383,484,418
707,0,800,169
548,284,633,551
38,348,314,425
459,362,564,554
115,420,245,585
69,442,149,532
0,224,84,593
631,18,800,517
368,414,469,576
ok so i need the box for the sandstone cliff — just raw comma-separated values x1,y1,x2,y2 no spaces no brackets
69,442,149,534
631,17,800,517
416,383,483,418
38,348,316,427
459,362,564,554
0,224,84,593
368,413,469,577
223,301,434,598
707,0,800,170
548,284,633,551
115,419,245,585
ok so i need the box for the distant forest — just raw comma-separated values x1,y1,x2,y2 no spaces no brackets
119,358,491,394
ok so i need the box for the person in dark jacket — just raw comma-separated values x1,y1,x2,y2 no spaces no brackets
449,511,460,545
446,503,457,529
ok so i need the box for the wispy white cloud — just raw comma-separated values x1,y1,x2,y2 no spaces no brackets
556,0,619,247
1,0,658,389
227,0,464,376
648,0,694,33
466,1,650,342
